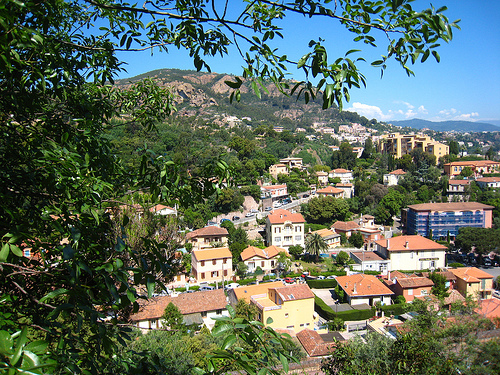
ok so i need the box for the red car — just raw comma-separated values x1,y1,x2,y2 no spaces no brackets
284,277,294,284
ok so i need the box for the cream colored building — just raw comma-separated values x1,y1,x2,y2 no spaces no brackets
230,282,316,332
336,274,394,306
266,209,305,250
269,163,289,179
374,235,447,271
329,168,353,184
316,171,329,185
240,245,289,274
191,247,233,283
310,228,341,249
316,185,343,198
279,157,303,170
186,226,229,251
449,267,493,300
379,132,449,159
383,169,407,186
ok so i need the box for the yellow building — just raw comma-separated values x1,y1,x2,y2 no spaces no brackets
449,267,493,300
230,282,316,333
379,132,449,159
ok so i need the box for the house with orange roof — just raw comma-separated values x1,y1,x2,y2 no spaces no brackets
229,282,317,333
444,160,500,178
383,169,407,186
186,226,229,250
316,185,343,198
335,183,354,198
390,276,434,302
191,247,233,283
374,235,447,271
349,251,390,273
315,171,329,186
266,209,305,250
149,204,177,216
261,184,288,198
310,228,341,249
449,267,493,300
240,245,289,274
329,168,353,184
130,289,228,330
335,273,394,306
331,220,359,238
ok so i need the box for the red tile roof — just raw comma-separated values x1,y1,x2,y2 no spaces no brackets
272,284,315,302
396,277,434,289
336,274,394,297
267,209,305,224
349,251,385,262
389,169,406,175
296,329,335,357
186,226,229,239
475,298,500,320
331,221,359,231
375,235,447,252
317,186,343,194
449,180,471,185
130,289,227,321
449,267,493,282
240,245,288,261
331,168,351,173
262,184,287,190
476,177,500,183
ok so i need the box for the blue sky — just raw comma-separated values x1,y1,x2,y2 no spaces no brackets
116,1,500,125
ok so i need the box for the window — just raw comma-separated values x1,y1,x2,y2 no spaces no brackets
284,236,292,242
224,270,228,276
201,261,205,267
201,273,205,279
285,313,289,318
216,309,222,315
201,311,207,317
261,261,265,267
408,289,414,295
274,227,281,234
295,235,301,241
212,271,219,277
287,325,294,329
212,259,217,265
223,258,227,264
481,279,486,289
275,237,281,242
271,261,275,267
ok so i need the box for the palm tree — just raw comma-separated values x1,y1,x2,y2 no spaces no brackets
305,233,328,262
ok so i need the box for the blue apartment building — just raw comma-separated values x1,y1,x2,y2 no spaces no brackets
403,202,494,239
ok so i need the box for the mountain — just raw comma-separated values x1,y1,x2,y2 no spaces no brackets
389,119,500,132
115,68,388,130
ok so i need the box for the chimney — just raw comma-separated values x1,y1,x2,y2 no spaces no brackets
387,238,390,250
353,283,357,294
405,241,409,249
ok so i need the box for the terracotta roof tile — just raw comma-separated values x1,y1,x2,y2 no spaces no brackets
476,177,500,183
332,168,351,173
186,226,229,239
240,245,288,261
317,186,343,194
396,277,434,289
272,284,315,302
231,281,286,303
336,274,394,297
445,160,499,167
389,169,406,175
449,267,493,281
267,209,305,224
449,180,471,185
349,251,385,262
296,329,335,357
475,298,500,320
192,247,232,261
262,184,287,190
375,235,447,252
130,289,227,321
332,221,359,231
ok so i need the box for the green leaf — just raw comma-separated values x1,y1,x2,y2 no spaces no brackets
63,245,76,260
0,330,14,355
0,243,9,262
9,244,22,257
221,334,237,350
212,323,233,337
24,340,48,355
39,288,68,303
432,50,440,63
279,352,289,373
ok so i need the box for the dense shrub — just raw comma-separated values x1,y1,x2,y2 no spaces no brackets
307,279,338,289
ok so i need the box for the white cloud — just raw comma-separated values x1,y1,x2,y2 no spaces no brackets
418,105,428,114
394,100,414,109
345,102,392,121
433,109,479,122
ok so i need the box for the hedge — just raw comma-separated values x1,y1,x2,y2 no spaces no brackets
306,279,338,289
314,296,408,322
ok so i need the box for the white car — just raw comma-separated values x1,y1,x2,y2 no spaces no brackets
245,212,255,217
225,283,240,290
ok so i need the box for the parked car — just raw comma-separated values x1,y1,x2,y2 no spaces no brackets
284,277,294,284
250,208,259,213
265,206,273,211
220,218,231,223
225,282,240,290
200,286,215,291
302,194,309,198
317,275,325,280
245,212,255,217
483,258,492,268
326,275,337,279
232,216,240,221
493,290,500,299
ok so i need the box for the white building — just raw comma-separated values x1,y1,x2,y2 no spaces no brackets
266,209,305,250
329,168,353,184
383,169,407,186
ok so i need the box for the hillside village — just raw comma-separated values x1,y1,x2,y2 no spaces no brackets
99,70,500,372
